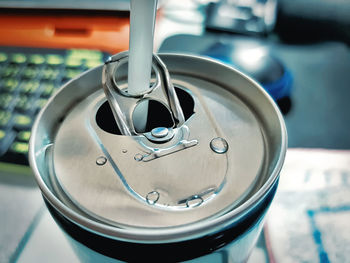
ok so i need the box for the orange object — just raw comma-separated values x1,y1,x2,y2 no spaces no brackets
0,14,130,54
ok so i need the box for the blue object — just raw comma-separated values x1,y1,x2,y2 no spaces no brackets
263,69,293,101
202,41,293,101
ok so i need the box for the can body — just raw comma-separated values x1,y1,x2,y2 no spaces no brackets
29,54,287,262
47,181,278,262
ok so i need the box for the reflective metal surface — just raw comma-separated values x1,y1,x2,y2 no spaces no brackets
29,54,287,251
102,51,185,136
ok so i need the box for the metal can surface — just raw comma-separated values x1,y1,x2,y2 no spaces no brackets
29,53,287,262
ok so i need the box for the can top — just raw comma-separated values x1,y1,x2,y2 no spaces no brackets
29,54,287,242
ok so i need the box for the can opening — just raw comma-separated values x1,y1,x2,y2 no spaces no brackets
96,87,195,135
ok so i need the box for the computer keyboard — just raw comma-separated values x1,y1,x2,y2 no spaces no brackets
0,46,110,168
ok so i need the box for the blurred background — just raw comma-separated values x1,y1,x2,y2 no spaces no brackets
0,0,349,262
156,0,350,149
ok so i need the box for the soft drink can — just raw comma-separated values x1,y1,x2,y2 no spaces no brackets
29,53,287,262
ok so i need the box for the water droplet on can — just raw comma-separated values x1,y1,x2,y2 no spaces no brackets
146,191,160,205
210,137,229,154
186,196,204,208
134,153,144,161
96,156,107,166
122,149,127,153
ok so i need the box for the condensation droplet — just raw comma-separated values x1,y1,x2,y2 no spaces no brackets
186,196,204,208
210,137,229,154
134,153,144,161
146,191,160,205
96,156,107,166
122,149,128,153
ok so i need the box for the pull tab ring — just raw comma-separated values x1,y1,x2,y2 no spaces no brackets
102,51,185,136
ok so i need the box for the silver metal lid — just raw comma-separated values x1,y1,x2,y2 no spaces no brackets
29,54,287,242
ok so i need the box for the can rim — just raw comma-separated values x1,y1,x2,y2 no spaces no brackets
29,53,287,244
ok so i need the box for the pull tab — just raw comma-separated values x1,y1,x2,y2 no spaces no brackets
102,51,185,136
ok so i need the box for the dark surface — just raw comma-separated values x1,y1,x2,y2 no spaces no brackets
159,34,350,149
276,0,350,44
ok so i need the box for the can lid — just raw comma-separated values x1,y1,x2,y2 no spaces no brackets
30,54,286,240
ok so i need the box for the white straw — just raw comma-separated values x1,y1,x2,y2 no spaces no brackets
128,0,158,96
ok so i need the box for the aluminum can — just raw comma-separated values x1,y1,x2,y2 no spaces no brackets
29,53,287,262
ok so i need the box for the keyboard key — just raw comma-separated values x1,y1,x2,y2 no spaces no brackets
46,54,64,66
13,114,32,130
14,95,32,113
41,67,60,80
0,129,16,156
0,129,5,140
20,80,40,94
0,53,8,63
0,93,14,109
28,54,45,65
65,58,83,68
64,68,81,79
22,67,40,79
2,78,19,92
40,82,56,97
68,49,103,61
34,98,48,112
11,53,26,64
86,60,102,69
17,130,31,142
2,65,20,78
10,141,29,154
0,110,12,127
